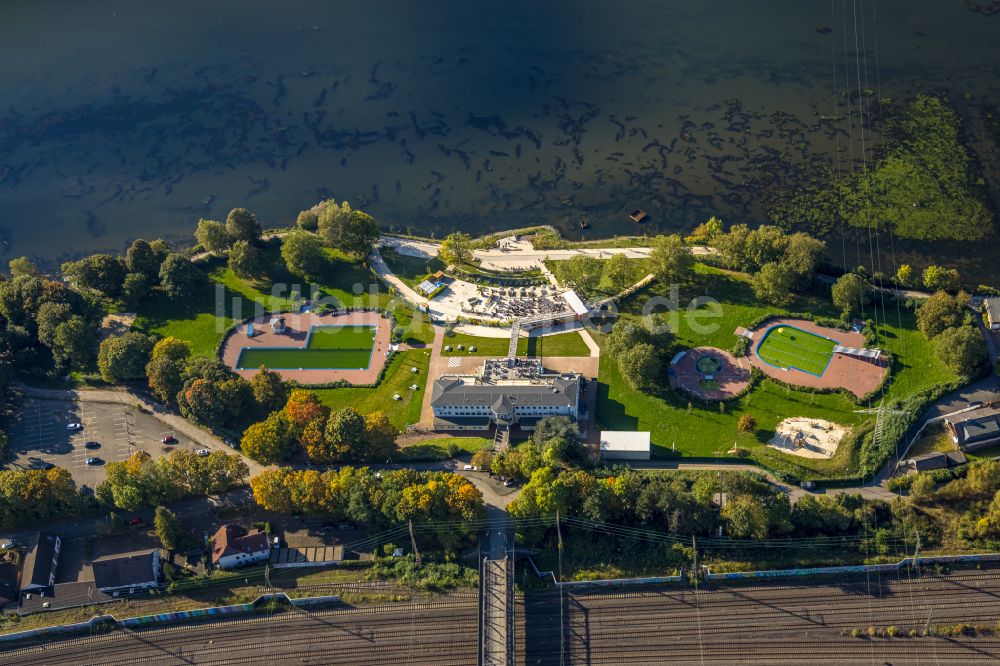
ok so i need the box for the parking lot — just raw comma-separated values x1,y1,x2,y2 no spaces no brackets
7,399,206,488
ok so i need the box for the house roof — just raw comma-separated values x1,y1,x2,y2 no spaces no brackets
431,375,580,410
906,450,968,472
93,551,159,590
985,299,1000,320
947,407,1000,446
21,532,59,589
211,524,270,564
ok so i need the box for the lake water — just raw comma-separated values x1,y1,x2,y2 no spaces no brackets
2,0,998,276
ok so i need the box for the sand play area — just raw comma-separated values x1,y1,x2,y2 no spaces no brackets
767,417,848,459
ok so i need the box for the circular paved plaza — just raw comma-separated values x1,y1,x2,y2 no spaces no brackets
670,346,752,401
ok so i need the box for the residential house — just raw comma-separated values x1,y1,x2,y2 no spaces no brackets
945,407,1000,451
211,524,271,570
20,532,60,593
93,551,162,595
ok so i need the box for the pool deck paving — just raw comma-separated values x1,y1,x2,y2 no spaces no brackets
221,310,392,385
747,318,886,399
671,346,752,401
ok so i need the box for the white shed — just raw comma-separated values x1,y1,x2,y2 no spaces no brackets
600,431,651,461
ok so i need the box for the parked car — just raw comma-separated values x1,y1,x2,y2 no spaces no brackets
463,464,474,471
161,435,177,444
66,422,82,430
195,449,210,457
84,441,101,449
85,457,99,465
0,540,16,549
127,517,144,527
337,523,356,531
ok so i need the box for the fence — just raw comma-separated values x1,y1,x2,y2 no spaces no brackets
0,592,341,644
703,552,1000,581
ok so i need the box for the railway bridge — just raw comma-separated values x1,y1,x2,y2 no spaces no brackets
478,528,515,666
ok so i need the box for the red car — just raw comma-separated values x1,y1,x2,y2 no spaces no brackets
127,517,143,527
161,435,177,444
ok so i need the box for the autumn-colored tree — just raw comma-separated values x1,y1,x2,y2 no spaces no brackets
283,390,329,438
241,412,295,463
363,411,397,461
737,414,757,433
146,336,191,404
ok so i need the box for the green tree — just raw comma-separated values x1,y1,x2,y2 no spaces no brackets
604,253,637,293
322,407,368,461
716,223,753,271
50,317,98,371
154,506,184,551
648,234,694,284
281,230,327,278
225,208,261,244
316,200,354,244
922,265,962,292
831,272,869,318
558,254,603,294
241,412,295,463
618,343,661,390
895,264,913,287
122,272,151,305
250,366,290,415
439,232,472,266
750,262,794,305
781,232,826,288
159,254,204,300
194,218,231,253
916,291,967,339
296,208,319,231
363,412,398,461
97,332,155,383
126,239,161,280
145,337,191,404
8,256,40,278
935,325,987,374
341,210,380,257
228,240,268,280
61,254,126,296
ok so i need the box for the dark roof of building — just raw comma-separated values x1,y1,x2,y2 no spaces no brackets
984,299,1000,320
433,416,492,428
0,562,19,604
211,524,270,564
906,450,968,472
93,551,159,590
21,532,59,589
948,407,1000,446
431,375,580,410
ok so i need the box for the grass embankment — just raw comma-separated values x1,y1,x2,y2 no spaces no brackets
134,247,435,356
397,436,492,461
595,262,961,478
314,349,430,429
441,331,591,357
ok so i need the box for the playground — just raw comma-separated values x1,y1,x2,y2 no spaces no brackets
670,347,752,401
220,310,392,385
744,318,886,399
767,417,848,459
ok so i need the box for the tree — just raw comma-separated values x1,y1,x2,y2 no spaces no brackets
126,239,161,280
159,254,204,300
61,254,126,296
532,416,580,447
750,262,794,305
935,325,987,375
283,390,329,437
916,291,967,339
738,414,757,433
177,377,249,428
228,240,268,280
340,210,380,257
618,343,661,390
154,506,184,551
781,232,826,288
922,265,961,292
296,208,319,231
895,264,913,287
97,332,154,383
363,412,398,461
322,407,368,461
122,272,151,305
51,317,98,371
194,218,231,253
558,254,603,294
146,337,191,404
604,253,637,293
250,367,290,415
241,411,295,463
716,223,753,271
439,232,472,266
281,230,326,278
831,272,869,318
471,448,494,471
648,234,693,284
225,208,261,244
9,256,40,278
316,200,354,245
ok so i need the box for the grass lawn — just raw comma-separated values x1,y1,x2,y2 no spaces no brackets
381,249,445,289
236,326,376,370
396,436,492,461
134,246,435,356
755,325,836,376
907,423,957,457
313,349,430,429
441,331,591,357
545,257,650,300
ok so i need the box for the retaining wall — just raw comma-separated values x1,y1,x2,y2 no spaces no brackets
704,553,1000,581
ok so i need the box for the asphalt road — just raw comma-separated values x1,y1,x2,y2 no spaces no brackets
8,568,1000,664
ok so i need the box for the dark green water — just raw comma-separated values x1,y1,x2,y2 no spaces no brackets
1,0,998,274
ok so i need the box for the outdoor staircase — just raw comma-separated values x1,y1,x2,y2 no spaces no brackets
507,320,520,364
